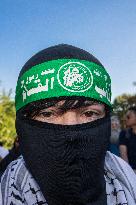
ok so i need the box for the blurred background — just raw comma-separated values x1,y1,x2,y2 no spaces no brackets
0,0,136,148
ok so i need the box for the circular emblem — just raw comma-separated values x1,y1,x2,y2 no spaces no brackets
57,61,93,92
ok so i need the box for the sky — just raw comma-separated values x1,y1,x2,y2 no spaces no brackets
0,0,136,102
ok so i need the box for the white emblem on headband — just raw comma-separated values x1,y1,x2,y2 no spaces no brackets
57,62,93,92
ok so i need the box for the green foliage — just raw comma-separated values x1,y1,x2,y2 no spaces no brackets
113,93,136,128
0,89,16,149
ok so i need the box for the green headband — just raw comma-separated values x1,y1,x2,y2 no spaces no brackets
15,58,112,111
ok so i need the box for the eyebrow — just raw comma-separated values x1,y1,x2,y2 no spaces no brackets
44,103,105,112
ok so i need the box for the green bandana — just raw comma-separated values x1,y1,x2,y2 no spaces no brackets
15,59,112,111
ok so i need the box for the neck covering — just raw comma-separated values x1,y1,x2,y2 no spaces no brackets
1,152,136,205
16,115,111,205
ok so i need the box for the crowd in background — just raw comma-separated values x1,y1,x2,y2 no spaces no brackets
109,106,136,173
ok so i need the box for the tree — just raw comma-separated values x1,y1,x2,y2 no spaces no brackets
0,89,16,149
113,93,136,128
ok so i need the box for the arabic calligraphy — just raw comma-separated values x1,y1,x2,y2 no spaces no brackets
21,69,55,102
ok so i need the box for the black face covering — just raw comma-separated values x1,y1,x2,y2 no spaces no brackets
16,115,111,205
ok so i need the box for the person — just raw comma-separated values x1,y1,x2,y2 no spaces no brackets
109,116,120,156
0,44,136,205
0,142,9,161
119,106,136,173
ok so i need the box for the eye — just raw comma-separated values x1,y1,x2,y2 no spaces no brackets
82,110,100,118
39,111,55,118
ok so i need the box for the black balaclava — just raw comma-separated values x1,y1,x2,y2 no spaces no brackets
16,44,111,205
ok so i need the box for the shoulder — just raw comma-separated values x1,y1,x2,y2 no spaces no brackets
1,155,26,183
119,129,130,145
105,151,136,180
105,151,136,202
119,129,127,137
0,156,46,205
0,156,26,204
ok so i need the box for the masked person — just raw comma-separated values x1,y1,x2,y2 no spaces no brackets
0,44,136,205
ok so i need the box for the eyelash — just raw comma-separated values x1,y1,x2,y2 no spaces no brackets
82,111,100,117
38,110,100,118
39,111,55,118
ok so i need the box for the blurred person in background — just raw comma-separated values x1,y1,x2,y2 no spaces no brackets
109,116,120,156
0,44,136,205
119,106,136,173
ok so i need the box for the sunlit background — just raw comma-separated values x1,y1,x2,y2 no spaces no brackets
0,0,136,101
